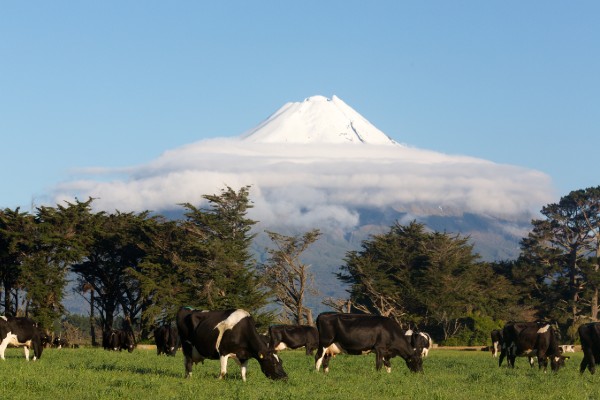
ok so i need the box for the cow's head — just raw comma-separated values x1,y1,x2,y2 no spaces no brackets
405,353,424,373
550,355,569,372
256,350,287,380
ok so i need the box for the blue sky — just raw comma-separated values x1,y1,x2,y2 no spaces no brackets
1,1,598,211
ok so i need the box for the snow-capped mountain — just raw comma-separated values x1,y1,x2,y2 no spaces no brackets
241,95,398,145
56,94,557,313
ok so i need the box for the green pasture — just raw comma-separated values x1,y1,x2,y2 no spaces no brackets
0,347,599,400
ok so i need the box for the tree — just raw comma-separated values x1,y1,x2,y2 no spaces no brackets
260,229,321,325
520,186,600,324
339,220,516,341
21,199,93,328
177,186,268,314
0,207,32,315
72,210,150,335
134,186,271,333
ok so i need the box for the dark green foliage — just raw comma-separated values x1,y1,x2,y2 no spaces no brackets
339,221,520,341
71,210,152,332
135,185,272,331
519,186,600,325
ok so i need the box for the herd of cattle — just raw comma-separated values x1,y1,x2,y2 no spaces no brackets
6,309,600,381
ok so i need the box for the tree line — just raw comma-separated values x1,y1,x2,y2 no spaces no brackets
0,185,598,345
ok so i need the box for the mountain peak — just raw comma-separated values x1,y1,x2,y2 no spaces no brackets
240,95,399,145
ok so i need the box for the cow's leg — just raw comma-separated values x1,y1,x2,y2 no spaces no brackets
219,354,230,379
239,359,249,382
586,350,597,375
0,336,10,360
322,353,332,373
383,357,392,373
375,349,384,371
580,353,589,374
23,346,30,361
315,347,326,371
498,346,506,367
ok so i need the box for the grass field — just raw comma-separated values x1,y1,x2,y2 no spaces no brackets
1,346,599,400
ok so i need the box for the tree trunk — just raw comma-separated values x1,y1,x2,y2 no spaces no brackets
89,289,97,346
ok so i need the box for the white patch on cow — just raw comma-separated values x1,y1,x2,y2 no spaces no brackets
325,342,343,356
386,366,391,373
274,342,288,351
219,353,237,379
405,329,413,336
361,350,372,355
274,354,280,362
214,309,250,352
522,349,537,357
537,324,550,334
492,341,500,357
0,316,7,321
240,359,249,382
559,345,575,353
554,356,561,362
315,348,326,371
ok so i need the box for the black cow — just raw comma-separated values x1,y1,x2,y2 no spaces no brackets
500,321,567,372
578,322,600,374
102,329,135,353
490,329,503,358
154,325,178,356
314,313,423,373
404,329,433,357
176,307,287,381
268,325,318,355
0,316,46,361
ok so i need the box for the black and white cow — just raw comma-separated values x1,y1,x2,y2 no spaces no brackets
314,313,423,373
268,325,318,355
578,322,600,374
52,336,69,349
500,321,567,372
102,329,135,352
490,329,503,358
176,307,287,381
404,329,433,357
0,316,47,361
559,344,575,354
154,325,178,356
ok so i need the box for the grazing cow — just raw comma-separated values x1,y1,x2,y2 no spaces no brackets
500,321,567,372
0,316,46,361
176,307,287,381
154,325,178,356
490,329,503,358
405,329,433,357
102,329,135,352
268,325,318,355
578,322,600,374
314,313,423,373
52,336,69,349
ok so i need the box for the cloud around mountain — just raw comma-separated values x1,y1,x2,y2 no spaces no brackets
52,96,555,231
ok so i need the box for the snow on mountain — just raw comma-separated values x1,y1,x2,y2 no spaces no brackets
240,95,398,145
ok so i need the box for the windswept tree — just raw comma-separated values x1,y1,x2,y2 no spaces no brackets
520,186,600,324
260,229,321,325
